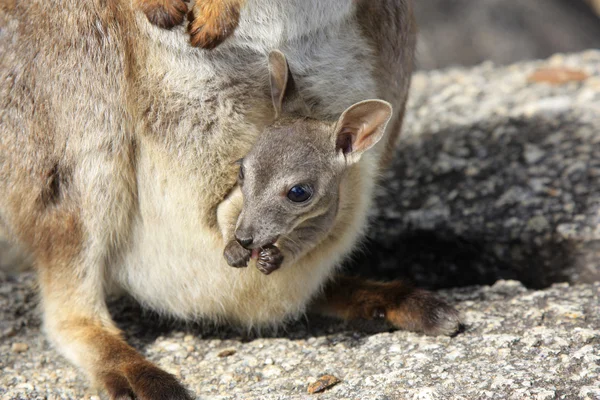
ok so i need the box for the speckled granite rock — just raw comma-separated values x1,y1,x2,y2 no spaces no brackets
2,272,599,399
351,50,600,289
2,53,600,399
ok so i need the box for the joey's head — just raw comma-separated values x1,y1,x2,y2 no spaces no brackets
234,51,392,260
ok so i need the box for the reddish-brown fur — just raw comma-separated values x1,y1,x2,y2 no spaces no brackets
316,276,460,336
189,0,245,49
65,321,192,399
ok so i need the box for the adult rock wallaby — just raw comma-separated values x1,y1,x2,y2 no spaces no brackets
0,0,459,398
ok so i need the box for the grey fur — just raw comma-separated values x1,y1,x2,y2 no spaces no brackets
222,51,393,269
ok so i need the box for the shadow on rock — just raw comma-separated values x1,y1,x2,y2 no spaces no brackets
108,295,399,352
347,113,600,289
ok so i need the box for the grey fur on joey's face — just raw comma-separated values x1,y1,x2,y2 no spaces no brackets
233,50,393,260
235,117,342,257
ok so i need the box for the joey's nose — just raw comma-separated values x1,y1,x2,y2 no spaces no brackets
235,235,253,248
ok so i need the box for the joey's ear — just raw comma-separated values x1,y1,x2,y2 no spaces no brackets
334,100,393,163
268,50,307,117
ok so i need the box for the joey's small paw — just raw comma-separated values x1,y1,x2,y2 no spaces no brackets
139,0,188,29
188,0,241,49
256,245,284,275
223,240,251,268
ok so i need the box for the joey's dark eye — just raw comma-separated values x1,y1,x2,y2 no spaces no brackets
238,165,244,181
287,185,312,203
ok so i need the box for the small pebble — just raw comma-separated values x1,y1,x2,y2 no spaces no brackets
11,343,29,353
217,348,237,358
184,335,194,342
527,67,589,85
307,375,341,394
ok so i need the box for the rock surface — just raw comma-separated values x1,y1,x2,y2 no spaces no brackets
351,50,600,289
2,273,600,399
2,52,600,399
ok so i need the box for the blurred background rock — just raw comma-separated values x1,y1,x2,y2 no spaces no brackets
415,0,600,70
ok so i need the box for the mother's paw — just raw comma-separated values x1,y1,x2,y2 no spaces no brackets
188,0,241,49
138,0,188,29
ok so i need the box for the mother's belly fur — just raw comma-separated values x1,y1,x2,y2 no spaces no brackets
113,151,375,327
115,202,356,327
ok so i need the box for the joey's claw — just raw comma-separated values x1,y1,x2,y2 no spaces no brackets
223,240,251,268
256,245,284,275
